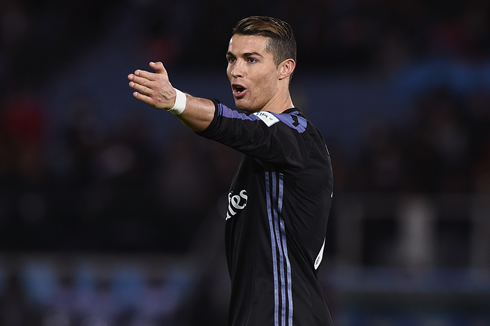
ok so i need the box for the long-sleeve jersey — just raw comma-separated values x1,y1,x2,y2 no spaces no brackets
197,100,334,326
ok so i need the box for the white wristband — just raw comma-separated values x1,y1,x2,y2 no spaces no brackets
169,88,186,115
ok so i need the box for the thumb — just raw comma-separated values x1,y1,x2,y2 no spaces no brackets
150,61,167,75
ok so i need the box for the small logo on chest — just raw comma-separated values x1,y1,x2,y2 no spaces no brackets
226,190,248,220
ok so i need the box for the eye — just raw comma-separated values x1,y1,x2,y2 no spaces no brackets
227,56,236,63
248,57,258,63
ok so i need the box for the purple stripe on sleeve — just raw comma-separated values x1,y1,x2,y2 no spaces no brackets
218,103,260,121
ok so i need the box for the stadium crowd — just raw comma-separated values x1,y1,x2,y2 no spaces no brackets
1,0,489,252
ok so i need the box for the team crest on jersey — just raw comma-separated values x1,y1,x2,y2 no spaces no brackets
254,111,279,127
226,190,248,220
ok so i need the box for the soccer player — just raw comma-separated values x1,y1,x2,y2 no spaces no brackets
128,16,334,326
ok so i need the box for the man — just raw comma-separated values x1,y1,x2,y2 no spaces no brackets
128,16,334,326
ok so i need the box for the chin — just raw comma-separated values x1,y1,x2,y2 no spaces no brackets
235,100,257,113
234,101,248,111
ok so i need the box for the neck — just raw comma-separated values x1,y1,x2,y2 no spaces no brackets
262,87,293,114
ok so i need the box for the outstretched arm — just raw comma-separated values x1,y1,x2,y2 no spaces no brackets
128,62,215,132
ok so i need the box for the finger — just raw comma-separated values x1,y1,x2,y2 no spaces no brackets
129,80,151,95
132,91,155,107
150,61,168,76
134,69,157,81
129,74,153,88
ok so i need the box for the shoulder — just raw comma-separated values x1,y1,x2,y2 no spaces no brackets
211,102,309,134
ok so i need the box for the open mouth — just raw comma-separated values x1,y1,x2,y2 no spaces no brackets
232,84,247,97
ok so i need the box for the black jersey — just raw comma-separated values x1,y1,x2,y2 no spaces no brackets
197,101,334,326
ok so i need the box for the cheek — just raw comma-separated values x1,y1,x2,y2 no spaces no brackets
256,73,277,95
247,75,277,108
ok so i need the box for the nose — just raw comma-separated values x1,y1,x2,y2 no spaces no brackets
230,60,244,78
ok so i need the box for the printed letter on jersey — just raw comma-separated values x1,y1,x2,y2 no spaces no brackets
226,190,248,220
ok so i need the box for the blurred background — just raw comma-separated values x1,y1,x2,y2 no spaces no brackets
0,0,490,325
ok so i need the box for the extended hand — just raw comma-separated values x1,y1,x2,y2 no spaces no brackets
128,62,176,109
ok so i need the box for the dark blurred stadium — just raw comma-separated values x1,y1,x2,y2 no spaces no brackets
0,0,489,325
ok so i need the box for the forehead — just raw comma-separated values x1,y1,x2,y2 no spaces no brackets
227,34,270,55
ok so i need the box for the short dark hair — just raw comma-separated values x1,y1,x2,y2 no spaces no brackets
232,16,297,67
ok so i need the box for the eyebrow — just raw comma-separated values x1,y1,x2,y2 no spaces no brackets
226,51,264,58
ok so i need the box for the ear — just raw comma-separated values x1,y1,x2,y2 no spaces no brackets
278,59,296,80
